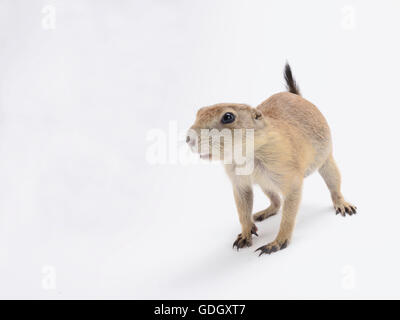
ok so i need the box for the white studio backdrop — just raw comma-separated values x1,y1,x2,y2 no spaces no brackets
0,0,399,299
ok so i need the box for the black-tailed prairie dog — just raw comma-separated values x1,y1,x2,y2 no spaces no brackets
186,63,356,256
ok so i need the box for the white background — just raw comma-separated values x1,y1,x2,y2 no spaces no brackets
0,0,399,299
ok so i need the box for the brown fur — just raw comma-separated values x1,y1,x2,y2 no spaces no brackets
187,64,356,256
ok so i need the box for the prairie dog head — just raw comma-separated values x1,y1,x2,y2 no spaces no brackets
186,103,265,166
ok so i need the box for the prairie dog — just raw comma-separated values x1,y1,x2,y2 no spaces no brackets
186,64,356,256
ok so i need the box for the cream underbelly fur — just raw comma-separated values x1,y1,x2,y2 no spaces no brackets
187,63,356,256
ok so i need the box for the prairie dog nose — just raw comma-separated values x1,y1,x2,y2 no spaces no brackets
186,135,195,147
186,130,197,148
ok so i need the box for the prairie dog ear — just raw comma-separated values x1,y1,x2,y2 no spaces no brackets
252,109,263,120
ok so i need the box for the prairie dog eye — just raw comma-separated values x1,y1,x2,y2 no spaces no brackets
221,112,235,124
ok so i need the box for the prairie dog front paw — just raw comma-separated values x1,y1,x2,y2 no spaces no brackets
334,200,357,216
232,224,258,250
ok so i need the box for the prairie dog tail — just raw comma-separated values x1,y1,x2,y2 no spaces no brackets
284,63,300,95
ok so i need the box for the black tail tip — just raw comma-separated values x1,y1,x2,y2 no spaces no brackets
284,63,300,95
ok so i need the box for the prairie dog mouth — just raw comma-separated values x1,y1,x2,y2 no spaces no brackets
199,153,211,160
